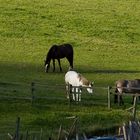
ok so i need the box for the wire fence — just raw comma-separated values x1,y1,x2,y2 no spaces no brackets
0,81,110,107
1,81,140,108
0,117,50,140
1,82,140,139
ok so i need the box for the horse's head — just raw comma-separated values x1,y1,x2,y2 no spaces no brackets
86,82,94,94
44,59,50,73
78,74,94,94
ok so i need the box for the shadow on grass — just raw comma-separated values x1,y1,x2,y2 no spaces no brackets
75,65,140,74
0,62,140,77
0,61,69,75
93,69,140,74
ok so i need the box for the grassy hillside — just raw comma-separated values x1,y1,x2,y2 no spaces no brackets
0,0,140,138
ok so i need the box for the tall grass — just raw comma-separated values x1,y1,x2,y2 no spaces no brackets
0,0,140,138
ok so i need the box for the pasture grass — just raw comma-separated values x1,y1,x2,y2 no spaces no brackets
0,0,140,138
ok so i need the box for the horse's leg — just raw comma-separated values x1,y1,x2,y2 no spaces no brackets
120,95,124,105
138,96,140,103
66,84,72,99
57,59,62,72
65,84,69,99
53,59,55,72
114,87,118,104
114,94,118,104
66,55,73,70
114,94,123,105
114,88,124,105
66,84,73,101
78,88,81,102
118,94,121,106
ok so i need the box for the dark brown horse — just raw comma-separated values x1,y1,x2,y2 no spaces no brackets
44,44,73,72
114,79,140,105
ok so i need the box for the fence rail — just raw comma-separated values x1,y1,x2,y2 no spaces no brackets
1,81,140,108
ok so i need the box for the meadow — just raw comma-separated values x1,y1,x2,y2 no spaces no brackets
0,0,140,139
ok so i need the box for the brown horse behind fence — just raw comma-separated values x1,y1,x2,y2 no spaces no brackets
114,79,140,105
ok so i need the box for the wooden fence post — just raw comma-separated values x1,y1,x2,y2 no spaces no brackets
31,82,35,105
57,125,62,140
83,133,88,140
67,116,78,139
40,128,43,140
75,116,79,140
108,86,111,110
15,117,20,140
25,130,29,140
132,96,137,121
68,84,72,106
128,121,132,140
122,123,127,140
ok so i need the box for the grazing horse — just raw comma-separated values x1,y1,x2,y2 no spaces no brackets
114,79,140,105
44,43,73,72
65,70,94,101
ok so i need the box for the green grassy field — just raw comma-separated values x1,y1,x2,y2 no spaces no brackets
0,0,140,139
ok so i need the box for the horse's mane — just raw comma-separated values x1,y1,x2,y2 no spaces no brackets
46,45,57,59
78,73,90,85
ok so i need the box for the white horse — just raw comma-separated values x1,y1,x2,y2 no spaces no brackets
65,70,94,101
